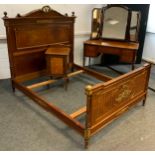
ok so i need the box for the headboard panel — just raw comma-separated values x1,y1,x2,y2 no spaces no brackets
3,6,75,82
15,23,71,50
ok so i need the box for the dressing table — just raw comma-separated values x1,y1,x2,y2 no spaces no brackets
83,5,141,70
84,39,139,70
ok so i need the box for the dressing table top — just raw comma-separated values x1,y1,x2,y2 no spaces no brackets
84,39,139,50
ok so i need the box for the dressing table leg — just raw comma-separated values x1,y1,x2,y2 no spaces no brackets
132,63,135,70
12,85,15,92
64,76,69,90
83,56,86,67
89,57,91,66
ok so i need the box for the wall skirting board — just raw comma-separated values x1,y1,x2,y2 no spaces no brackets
142,57,155,64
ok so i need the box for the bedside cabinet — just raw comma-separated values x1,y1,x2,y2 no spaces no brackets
45,47,70,89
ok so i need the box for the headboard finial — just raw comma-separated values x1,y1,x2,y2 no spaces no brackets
72,12,75,17
16,13,21,17
3,11,8,18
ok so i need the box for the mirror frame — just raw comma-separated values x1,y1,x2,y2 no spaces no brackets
90,4,141,42
90,8,102,39
129,10,141,42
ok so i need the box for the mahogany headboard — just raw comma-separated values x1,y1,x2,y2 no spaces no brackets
3,5,75,82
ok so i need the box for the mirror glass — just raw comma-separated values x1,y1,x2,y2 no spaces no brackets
130,11,141,42
101,6,129,40
91,8,102,39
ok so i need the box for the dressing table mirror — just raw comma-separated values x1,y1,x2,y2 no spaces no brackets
91,5,141,42
84,4,141,70
101,5,130,41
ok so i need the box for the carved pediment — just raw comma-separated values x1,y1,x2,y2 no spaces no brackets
18,5,65,18
3,5,75,19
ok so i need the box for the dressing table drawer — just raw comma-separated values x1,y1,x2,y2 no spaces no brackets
98,46,121,55
84,44,100,57
120,49,136,63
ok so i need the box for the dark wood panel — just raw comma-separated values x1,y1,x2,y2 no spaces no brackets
14,51,46,76
15,24,71,49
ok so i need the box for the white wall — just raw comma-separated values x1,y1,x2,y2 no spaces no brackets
142,4,155,64
146,4,155,33
0,40,10,79
142,32,155,63
0,4,103,38
0,4,103,79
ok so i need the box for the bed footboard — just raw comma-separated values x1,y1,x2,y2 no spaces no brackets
84,64,151,148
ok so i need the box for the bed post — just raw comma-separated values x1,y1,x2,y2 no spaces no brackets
142,63,151,106
84,85,93,149
142,96,147,106
84,129,90,149
11,80,16,92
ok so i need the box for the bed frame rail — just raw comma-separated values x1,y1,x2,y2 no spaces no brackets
13,79,85,136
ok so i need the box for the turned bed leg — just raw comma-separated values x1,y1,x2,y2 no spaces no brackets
64,77,69,90
84,129,90,149
11,80,15,92
84,138,89,149
12,85,15,92
142,97,146,106
142,94,147,106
